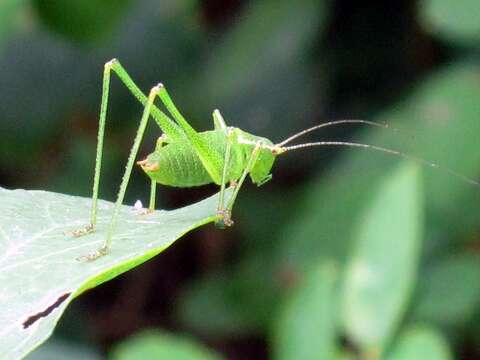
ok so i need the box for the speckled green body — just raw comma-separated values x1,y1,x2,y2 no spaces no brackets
141,128,276,187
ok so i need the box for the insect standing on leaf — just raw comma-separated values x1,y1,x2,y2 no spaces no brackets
71,58,480,261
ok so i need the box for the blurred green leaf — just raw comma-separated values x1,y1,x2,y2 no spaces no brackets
177,255,280,336
110,330,223,360
271,261,339,360
335,350,355,360
0,0,27,48
411,254,480,326
194,0,330,140
33,0,132,43
341,162,423,353
0,187,223,359
204,0,328,97
386,326,452,360
420,0,480,44
177,273,258,336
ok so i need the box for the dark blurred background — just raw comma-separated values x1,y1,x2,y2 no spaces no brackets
2,0,480,359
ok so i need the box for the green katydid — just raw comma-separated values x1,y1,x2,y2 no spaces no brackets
72,58,480,261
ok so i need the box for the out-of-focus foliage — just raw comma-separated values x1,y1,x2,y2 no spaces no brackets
411,255,480,326
0,0,26,48
386,326,452,360
341,163,422,353
1,0,480,359
272,262,338,360
33,0,132,44
110,330,223,360
420,0,480,44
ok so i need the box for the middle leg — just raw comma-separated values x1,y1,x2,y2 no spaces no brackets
215,127,235,228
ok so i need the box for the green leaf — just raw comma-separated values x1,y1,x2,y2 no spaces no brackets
419,0,480,44
411,254,480,326
33,0,132,44
341,162,423,353
0,0,28,50
0,187,221,359
204,0,329,101
386,326,452,360
177,256,281,336
194,0,330,140
177,272,262,337
272,261,339,360
110,329,223,360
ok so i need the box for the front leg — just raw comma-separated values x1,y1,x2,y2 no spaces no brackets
219,141,263,228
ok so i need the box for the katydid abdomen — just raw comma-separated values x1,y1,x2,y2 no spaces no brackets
140,130,250,187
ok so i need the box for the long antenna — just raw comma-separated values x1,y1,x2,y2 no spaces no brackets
277,119,389,147
280,141,480,187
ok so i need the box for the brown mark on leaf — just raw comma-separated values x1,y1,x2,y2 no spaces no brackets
22,293,71,329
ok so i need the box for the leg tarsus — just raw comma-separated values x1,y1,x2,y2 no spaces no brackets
65,223,95,237
137,208,155,216
215,209,234,229
76,245,108,262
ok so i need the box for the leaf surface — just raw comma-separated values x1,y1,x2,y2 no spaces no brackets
0,187,220,359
